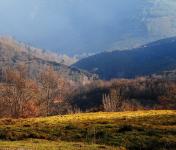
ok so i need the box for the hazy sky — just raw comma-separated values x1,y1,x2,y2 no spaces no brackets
0,0,176,55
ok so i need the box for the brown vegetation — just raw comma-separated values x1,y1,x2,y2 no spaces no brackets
0,65,71,118
70,77,176,112
0,63,176,118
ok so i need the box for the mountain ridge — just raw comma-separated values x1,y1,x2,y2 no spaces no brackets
73,37,176,79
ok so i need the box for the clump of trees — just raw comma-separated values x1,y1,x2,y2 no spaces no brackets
0,65,72,118
70,77,176,112
102,88,142,112
0,65,39,118
102,89,122,112
102,78,176,111
39,67,68,116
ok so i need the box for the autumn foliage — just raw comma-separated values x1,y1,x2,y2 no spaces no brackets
0,65,70,118
0,64,176,118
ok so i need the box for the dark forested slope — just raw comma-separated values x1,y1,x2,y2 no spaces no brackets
73,37,176,80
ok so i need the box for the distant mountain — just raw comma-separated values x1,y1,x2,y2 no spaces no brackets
1,0,176,55
0,36,98,84
73,37,176,80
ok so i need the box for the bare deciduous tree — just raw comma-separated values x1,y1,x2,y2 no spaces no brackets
39,66,67,116
1,65,39,118
102,89,122,112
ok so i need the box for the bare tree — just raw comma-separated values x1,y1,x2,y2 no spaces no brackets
39,66,67,116
1,65,39,118
102,89,122,112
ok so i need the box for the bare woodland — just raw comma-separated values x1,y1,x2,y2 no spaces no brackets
0,64,176,118
0,65,71,118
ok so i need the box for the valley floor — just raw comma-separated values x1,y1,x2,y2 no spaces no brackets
0,110,175,150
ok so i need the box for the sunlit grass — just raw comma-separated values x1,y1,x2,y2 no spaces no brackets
30,110,176,122
0,110,175,149
0,139,118,150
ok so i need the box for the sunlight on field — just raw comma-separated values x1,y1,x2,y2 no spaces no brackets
24,110,176,122
0,110,175,150
0,139,118,150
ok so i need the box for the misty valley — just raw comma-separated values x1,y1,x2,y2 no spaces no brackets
0,0,176,150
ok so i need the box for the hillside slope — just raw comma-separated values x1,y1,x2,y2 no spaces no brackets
0,36,98,84
0,110,175,150
0,36,77,65
73,37,176,79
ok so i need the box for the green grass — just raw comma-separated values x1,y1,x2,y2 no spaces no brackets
0,139,117,150
0,110,176,150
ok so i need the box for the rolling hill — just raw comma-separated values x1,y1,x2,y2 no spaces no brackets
0,36,98,84
0,110,175,150
73,37,176,80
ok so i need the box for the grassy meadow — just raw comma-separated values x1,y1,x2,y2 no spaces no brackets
0,110,175,150
0,139,117,150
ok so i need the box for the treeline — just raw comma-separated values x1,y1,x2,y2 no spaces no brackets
0,65,74,118
71,77,176,112
0,65,176,118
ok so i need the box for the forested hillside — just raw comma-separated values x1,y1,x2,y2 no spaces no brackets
73,37,176,79
0,36,98,84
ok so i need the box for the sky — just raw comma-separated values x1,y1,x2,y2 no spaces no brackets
0,0,176,55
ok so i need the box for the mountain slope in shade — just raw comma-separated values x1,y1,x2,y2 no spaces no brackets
0,37,98,84
73,37,176,80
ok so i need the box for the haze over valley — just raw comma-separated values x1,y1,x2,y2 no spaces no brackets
1,0,176,55
0,1,176,150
